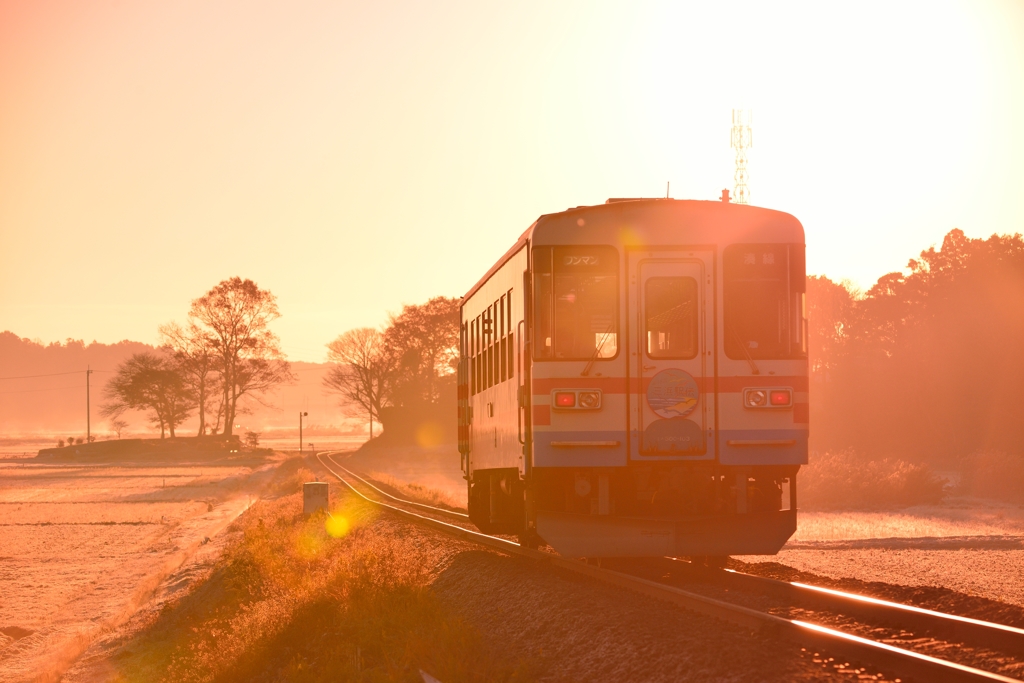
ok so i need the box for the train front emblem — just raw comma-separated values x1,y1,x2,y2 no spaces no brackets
646,368,699,418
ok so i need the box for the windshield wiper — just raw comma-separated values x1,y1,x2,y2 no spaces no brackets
727,323,760,375
581,323,614,376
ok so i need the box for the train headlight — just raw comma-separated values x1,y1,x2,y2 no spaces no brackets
552,389,602,410
743,387,793,409
744,389,768,407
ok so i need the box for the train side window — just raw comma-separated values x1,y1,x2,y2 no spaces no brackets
493,299,501,384
499,294,505,339
507,288,515,379
474,316,480,395
645,277,698,359
500,329,508,383
533,245,619,361
724,243,807,360
486,305,494,389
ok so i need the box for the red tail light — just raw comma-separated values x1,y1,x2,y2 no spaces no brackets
770,390,791,406
554,392,576,407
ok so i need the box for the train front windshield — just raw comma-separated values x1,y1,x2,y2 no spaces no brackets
534,245,619,360
724,243,807,360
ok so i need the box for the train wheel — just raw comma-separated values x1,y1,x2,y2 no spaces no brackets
517,530,541,549
706,555,729,570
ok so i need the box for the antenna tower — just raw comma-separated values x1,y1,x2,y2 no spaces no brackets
730,109,753,204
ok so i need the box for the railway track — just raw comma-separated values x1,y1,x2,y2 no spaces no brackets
315,451,1023,683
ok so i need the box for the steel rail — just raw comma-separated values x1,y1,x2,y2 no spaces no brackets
316,451,1021,683
333,458,1024,655
667,558,1024,658
324,457,469,519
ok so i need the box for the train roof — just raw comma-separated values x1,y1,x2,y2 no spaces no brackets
462,198,804,302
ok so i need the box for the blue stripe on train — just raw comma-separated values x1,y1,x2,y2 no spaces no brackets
533,431,628,467
532,429,807,467
718,429,808,466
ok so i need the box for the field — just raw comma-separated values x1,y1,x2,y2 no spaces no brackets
745,501,1024,608
3,442,1023,680
0,456,277,683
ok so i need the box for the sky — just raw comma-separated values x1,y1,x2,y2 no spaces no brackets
1,0,1022,362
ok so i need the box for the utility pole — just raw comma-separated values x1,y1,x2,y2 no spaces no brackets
86,366,92,442
299,411,307,452
730,109,753,205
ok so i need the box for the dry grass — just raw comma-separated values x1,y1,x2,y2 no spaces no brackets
107,485,529,682
800,450,947,510
266,456,317,498
363,471,466,512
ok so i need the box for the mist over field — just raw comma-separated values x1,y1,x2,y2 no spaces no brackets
0,333,355,439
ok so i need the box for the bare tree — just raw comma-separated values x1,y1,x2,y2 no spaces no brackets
160,321,219,436
324,327,394,437
110,419,128,439
188,278,293,436
101,352,195,438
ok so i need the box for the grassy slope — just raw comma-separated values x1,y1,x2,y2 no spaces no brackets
107,459,530,682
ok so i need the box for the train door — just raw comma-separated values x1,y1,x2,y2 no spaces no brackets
628,252,715,460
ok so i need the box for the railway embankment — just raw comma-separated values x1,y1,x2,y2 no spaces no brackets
59,452,898,682
322,452,1024,682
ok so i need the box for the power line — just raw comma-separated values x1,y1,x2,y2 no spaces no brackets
0,370,85,380
0,385,85,395
0,369,114,381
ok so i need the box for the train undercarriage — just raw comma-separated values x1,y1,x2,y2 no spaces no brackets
468,464,799,559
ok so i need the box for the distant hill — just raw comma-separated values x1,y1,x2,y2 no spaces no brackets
0,331,359,438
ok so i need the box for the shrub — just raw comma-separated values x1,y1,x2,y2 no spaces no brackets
956,451,1024,503
243,430,261,449
800,450,947,510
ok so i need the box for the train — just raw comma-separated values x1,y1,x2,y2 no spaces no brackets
457,196,807,561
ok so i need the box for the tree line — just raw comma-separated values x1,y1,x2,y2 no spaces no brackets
102,278,292,438
808,228,1024,462
101,227,1024,462
322,296,460,435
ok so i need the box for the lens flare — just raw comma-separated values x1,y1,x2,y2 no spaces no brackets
325,513,350,538
415,421,444,448
619,225,644,247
